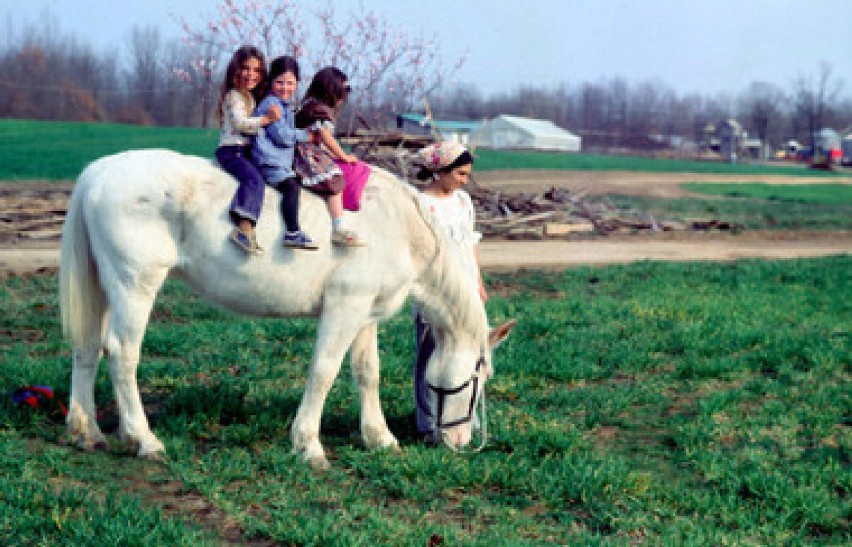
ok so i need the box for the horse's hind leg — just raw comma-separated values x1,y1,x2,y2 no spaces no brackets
68,340,107,451
103,279,167,459
350,323,398,451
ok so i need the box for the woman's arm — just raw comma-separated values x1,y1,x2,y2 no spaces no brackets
474,248,487,302
461,190,487,302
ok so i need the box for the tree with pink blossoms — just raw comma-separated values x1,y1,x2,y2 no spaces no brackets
175,0,465,129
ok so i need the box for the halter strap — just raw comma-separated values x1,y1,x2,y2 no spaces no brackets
426,357,483,428
417,321,490,452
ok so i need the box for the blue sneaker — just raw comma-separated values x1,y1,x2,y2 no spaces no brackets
230,228,264,256
283,230,319,250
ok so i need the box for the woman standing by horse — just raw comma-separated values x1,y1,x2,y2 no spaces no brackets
411,142,489,442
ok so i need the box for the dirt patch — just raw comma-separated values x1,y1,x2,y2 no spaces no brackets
1,174,850,276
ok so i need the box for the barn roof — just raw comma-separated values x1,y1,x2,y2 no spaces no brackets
496,115,579,139
397,113,481,132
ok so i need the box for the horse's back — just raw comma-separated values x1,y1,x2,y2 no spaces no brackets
77,149,230,219
70,149,424,321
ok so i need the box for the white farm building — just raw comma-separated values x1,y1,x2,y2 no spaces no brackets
470,115,581,152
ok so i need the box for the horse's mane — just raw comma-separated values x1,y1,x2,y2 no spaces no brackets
371,167,487,344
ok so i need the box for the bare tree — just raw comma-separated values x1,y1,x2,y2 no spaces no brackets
627,80,671,146
175,0,466,128
171,40,220,128
431,83,484,120
792,62,842,148
738,81,787,158
126,26,162,123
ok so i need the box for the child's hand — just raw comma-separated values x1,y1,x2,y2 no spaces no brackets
263,105,282,124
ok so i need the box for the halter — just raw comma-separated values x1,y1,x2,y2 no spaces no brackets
420,343,490,453
426,355,484,429
430,355,489,453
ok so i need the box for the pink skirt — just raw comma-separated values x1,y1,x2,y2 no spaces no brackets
335,160,371,211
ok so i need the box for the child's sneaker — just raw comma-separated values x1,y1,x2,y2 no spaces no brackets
230,227,264,256
283,230,319,250
331,228,366,247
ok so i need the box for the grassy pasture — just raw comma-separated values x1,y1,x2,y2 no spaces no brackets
2,118,850,180
472,148,847,177
682,183,852,204
0,119,220,180
604,184,852,231
1,257,849,545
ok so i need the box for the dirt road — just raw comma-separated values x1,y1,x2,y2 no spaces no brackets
3,234,849,277
478,235,850,271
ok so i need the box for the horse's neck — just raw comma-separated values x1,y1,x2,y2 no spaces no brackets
405,188,485,342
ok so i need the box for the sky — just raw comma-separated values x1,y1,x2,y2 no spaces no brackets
3,0,852,98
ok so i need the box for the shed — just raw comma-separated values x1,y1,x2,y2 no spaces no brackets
716,118,745,163
395,113,481,145
842,133,852,166
470,115,581,152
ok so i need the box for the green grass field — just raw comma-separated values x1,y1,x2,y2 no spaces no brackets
1,118,849,180
472,148,846,177
683,183,852,205
0,119,220,180
604,185,852,231
1,257,849,544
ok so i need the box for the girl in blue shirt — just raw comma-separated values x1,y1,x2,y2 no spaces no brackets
252,56,316,250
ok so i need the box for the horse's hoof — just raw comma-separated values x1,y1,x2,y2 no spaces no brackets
76,436,108,452
139,450,166,463
308,455,330,472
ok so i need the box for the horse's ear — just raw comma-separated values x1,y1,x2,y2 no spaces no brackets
488,319,517,349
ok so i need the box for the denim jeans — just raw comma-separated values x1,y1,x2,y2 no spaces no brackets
413,312,480,438
413,312,437,436
269,176,302,233
216,145,265,226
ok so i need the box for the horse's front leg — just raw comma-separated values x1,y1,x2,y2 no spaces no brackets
350,322,398,452
291,300,370,470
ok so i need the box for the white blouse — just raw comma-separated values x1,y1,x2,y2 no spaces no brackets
419,189,482,285
218,90,263,147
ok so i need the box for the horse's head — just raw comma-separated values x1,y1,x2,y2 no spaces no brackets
423,319,516,449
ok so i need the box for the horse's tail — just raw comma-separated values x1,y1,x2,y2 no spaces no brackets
60,172,106,349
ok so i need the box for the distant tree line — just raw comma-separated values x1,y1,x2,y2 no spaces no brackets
429,64,852,153
0,20,210,127
2,16,850,153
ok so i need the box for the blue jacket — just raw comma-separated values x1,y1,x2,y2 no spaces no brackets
252,95,308,184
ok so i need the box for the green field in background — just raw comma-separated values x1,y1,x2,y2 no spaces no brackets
2,118,848,180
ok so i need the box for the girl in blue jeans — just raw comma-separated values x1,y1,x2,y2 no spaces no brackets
214,45,281,255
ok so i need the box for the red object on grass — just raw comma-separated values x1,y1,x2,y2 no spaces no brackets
12,385,68,416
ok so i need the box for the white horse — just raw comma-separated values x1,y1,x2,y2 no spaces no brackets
59,149,514,469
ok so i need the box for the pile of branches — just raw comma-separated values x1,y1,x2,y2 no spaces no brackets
0,185,69,244
346,129,739,239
